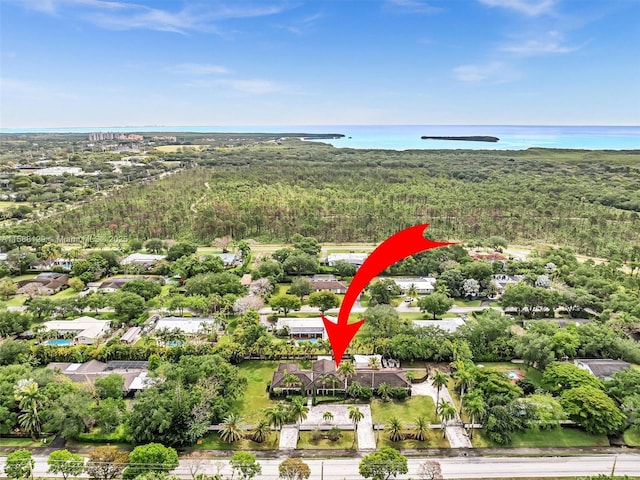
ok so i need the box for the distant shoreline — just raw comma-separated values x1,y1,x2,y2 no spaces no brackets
421,135,500,142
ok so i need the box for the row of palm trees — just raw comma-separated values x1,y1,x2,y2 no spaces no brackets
219,401,366,448
431,366,487,440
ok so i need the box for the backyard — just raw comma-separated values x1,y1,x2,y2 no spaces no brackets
234,360,280,423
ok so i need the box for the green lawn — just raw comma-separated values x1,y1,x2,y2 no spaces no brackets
297,431,356,450
471,428,609,448
454,299,482,307
234,360,280,423
50,288,79,300
5,295,27,306
371,396,438,424
0,436,54,447
623,428,640,447
193,432,278,451
378,429,449,449
10,274,37,282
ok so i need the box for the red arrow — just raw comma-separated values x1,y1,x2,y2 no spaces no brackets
322,224,452,366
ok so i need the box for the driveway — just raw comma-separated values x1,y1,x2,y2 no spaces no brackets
411,379,472,449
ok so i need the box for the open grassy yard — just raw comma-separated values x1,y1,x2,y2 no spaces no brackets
50,288,79,300
193,432,278,451
5,295,27,306
234,360,280,423
378,429,449,449
297,430,356,450
371,396,438,425
471,427,609,448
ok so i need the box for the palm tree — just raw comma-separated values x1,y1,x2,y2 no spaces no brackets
386,417,404,442
462,391,486,439
431,369,449,406
264,404,288,442
413,416,429,442
377,382,393,402
348,406,364,448
319,374,340,396
14,379,42,440
437,400,457,439
368,356,381,369
287,397,309,424
282,370,302,394
337,360,356,390
453,363,475,415
219,413,245,443
322,411,334,424
406,284,418,299
250,419,271,443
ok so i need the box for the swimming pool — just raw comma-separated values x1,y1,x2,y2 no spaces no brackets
167,340,185,347
297,338,318,345
507,371,520,380
46,339,71,346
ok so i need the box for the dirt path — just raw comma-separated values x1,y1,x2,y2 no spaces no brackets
190,181,211,213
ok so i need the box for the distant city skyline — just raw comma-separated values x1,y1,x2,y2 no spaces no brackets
1,0,639,128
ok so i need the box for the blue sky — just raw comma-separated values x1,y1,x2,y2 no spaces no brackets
1,0,639,127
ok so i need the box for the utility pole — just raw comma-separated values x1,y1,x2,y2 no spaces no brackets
320,460,324,480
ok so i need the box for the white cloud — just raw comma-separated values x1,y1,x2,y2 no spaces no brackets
7,0,290,34
500,31,579,56
170,63,232,75
384,0,441,14
453,61,521,83
478,0,556,16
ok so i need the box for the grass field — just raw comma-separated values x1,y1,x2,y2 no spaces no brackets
371,396,438,424
50,287,79,300
5,294,27,306
623,428,640,447
454,299,482,307
234,360,280,423
378,429,449,449
193,432,278,451
154,145,208,152
297,431,356,450
471,427,609,448
0,436,54,447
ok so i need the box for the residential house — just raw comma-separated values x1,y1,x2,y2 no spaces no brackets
29,257,74,271
324,253,368,267
121,253,165,269
43,316,111,344
270,358,411,395
214,253,241,268
388,277,437,295
98,277,136,293
493,274,525,294
155,316,217,335
121,326,142,344
276,317,328,340
17,272,69,296
574,359,631,381
309,276,348,294
412,317,466,333
46,359,150,395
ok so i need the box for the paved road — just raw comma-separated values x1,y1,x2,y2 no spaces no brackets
3,454,638,479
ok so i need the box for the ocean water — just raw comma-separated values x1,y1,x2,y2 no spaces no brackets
1,125,639,151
